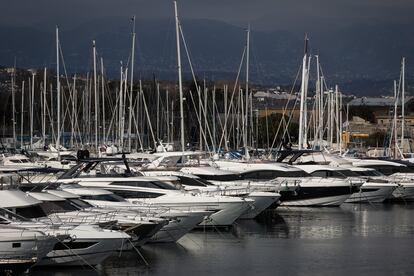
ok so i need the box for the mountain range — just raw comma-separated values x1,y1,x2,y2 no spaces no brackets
0,17,413,96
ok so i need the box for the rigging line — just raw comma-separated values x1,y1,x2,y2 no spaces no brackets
178,25,215,155
217,47,247,151
268,65,302,153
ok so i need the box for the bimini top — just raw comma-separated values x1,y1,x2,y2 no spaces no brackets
46,189,80,199
61,187,113,196
213,160,303,173
0,190,41,208
28,192,65,202
181,166,237,177
349,158,406,167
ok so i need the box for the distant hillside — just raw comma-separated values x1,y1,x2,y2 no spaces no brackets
0,18,413,95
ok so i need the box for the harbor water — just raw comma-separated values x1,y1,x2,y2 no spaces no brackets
30,204,414,276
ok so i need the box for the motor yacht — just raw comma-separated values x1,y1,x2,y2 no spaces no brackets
0,190,130,266
50,188,209,243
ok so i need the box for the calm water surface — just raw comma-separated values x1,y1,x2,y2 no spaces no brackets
30,204,414,276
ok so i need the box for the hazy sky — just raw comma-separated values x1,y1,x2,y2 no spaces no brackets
2,0,414,32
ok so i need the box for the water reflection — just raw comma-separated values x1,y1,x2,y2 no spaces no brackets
29,205,414,276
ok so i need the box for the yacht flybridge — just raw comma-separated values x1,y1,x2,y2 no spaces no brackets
58,159,253,227
212,159,358,206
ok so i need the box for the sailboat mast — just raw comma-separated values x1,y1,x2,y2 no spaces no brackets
339,90,343,154
394,80,398,158
21,81,25,148
11,65,16,148
244,26,250,159
42,67,47,147
128,16,136,152
101,58,106,146
298,35,309,150
174,1,185,153
335,85,339,150
56,26,61,158
401,57,405,155
93,40,99,155
224,84,229,151
30,71,35,149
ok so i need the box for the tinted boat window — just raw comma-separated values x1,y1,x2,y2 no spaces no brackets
68,199,94,209
178,176,211,187
241,170,308,180
196,174,242,181
335,170,359,177
16,205,47,219
361,165,406,176
310,171,328,178
109,181,177,190
109,190,163,199
81,194,124,202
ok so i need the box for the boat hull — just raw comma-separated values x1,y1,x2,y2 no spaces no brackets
239,192,280,219
345,184,397,203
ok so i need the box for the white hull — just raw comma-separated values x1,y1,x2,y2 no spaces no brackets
39,238,124,266
239,192,280,219
0,233,56,266
198,201,252,226
150,212,206,243
280,194,351,207
390,184,414,201
345,184,397,203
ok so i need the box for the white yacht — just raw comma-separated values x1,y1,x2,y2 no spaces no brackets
26,190,167,247
349,158,414,201
341,167,398,203
59,176,252,227
58,158,254,226
281,150,399,203
213,160,358,206
0,225,57,270
0,190,130,266
51,188,210,243
142,169,281,219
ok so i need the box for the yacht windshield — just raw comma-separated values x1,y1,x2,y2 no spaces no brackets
178,176,212,187
361,165,414,176
39,201,79,214
310,170,358,178
353,170,383,177
241,170,310,180
109,180,177,190
336,170,360,177
81,193,126,202
68,198,94,209
16,205,48,219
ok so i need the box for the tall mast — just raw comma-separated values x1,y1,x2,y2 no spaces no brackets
70,75,76,148
128,16,136,152
298,35,309,149
335,85,339,150
394,80,398,158
212,85,216,152
339,90,343,154
118,64,123,146
42,67,47,147
30,71,35,149
244,25,250,159
166,89,170,143
11,64,16,148
101,58,106,146
401,57,405,155
21,81,25,148
93,40,98,155
224,84,229,151
56,26,61,158
174,1,185,153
